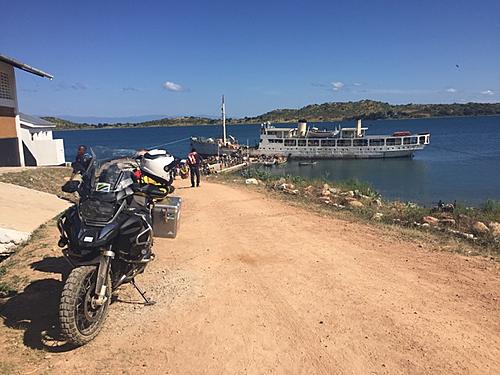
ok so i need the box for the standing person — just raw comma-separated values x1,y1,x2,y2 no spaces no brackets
70,145,92,180
187,148,203,187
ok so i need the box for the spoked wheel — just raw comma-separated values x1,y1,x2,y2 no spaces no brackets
59,266,111,346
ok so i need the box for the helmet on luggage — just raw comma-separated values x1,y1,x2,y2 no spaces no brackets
139,149,176,185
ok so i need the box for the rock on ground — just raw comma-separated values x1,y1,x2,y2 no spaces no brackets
422,216,440,226
0,227,30,245
245,178,259,185
488,222,500,237
472,221,489,235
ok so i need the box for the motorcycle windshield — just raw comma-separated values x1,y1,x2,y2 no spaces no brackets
79,149,138,225
95,159,136,193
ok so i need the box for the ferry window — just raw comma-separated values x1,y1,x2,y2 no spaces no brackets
337,139,352,147
269,139,283,143
403,137,417,145
419,136,426,144
370,139,384,146
386,138,401,146
284,139,296,146
353,139,368,147
308,139,320,146
342,130,355,138
321,140,336,147
298,139,306,146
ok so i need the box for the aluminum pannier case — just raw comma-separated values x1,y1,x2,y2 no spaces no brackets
152,196,182,238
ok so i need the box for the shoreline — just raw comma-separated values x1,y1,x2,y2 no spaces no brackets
53,114,500,132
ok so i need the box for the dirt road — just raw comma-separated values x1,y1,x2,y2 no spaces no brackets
1,180,499,374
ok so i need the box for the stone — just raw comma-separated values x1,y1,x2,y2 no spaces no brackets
0,228,30,245
421,223,430,228
472,221,489,235
460,232,475,240
439,218,456,226
422,216,439,226
245,178,259,185
374,198,383,207
304,185,315,194
488,222,500,237
0,243,16,256
371,212,384,221
347,200,364,208
321,188,331,197
346,190,355,197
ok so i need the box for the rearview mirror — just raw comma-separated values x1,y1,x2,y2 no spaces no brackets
62,180,80,193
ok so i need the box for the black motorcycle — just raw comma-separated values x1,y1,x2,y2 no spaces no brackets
58,152,172,346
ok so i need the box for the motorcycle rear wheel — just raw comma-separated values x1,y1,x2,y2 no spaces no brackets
59,265,111,346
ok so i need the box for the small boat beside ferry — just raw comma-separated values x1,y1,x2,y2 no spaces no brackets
251,119,430,159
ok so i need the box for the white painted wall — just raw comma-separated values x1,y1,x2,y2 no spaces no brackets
19,127,65,166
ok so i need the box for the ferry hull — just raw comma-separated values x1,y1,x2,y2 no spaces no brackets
250,147,422,159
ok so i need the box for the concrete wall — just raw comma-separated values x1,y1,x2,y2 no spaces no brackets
19,126,65,166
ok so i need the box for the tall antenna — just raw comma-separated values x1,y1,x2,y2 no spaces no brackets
221,95,227,145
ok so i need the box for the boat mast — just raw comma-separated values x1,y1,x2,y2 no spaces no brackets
221,95,227,145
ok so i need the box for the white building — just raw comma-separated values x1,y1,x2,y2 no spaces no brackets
19,113,65,166
0,54,65,167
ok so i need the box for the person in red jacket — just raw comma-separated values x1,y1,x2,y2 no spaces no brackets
187,148,203,187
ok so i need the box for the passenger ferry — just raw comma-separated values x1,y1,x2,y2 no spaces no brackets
252,119,430,159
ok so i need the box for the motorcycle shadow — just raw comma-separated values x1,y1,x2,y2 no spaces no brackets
1,256,75,352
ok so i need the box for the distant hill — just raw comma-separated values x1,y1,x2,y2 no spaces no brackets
241,100,500,123
44,100,500,130
42,116,220,130
54,114,219,124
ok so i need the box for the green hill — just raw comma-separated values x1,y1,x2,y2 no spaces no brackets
44,100,500,130
243,100,500,123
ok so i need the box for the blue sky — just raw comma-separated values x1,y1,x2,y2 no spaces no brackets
1,0,499,119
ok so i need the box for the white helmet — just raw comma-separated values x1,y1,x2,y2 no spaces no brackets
140,149,176,184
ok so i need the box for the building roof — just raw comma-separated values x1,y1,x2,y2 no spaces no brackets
0,54,53,80
19,113,55,128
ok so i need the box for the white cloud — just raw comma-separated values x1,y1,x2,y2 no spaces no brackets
331,81,345,91
446,88,457,93
353,82,362,86
163,81,185,92
480,89,494,96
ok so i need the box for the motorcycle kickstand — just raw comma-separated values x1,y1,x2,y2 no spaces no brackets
131,278,156,306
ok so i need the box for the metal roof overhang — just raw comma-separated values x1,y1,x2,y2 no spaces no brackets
0,54,53,80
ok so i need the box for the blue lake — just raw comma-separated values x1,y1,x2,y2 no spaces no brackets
54,116,500,206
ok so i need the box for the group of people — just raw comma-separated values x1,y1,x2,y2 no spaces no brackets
70,145,204,188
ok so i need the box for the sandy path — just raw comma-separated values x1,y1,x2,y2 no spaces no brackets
0,182,70,232
2,180,499,374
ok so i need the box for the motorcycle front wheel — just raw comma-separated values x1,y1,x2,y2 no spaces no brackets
59,265,111,346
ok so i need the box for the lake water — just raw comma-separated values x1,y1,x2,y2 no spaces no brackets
54,116,500,206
